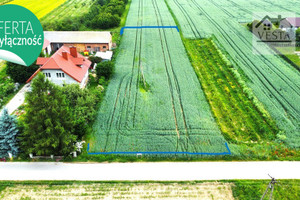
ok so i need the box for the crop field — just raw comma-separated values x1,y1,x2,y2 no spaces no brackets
8,0,66,19
0,182,235,199
166,0,300,148
184,38,278,142
40,0,93,24
91,0,227,153
0,0,11,5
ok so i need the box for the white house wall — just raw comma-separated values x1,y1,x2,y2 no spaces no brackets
41,69,79,86
80,70,89,88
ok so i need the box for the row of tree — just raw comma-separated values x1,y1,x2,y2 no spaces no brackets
43,0,128,31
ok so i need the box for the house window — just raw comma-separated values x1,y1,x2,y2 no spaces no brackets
95,47,100,52
44,73,51,78
87,46,91,50
103,46,107,50
56,73,65,78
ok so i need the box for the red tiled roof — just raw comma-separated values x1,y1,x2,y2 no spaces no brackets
36,57,50,65
70,57,84,65
27,46,91,83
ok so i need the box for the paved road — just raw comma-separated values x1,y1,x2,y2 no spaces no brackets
0,161,299,181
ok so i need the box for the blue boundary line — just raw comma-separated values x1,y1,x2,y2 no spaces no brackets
120,26,180,35
87,143,231,156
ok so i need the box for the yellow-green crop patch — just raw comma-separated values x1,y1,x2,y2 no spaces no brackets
8,0,66,19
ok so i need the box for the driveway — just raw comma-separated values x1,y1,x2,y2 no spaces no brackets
5,83,30,114
0,161,299,181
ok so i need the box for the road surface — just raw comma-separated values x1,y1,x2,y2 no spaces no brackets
0,161,299,181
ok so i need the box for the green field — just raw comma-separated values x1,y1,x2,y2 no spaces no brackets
8,0,66,19
184,38,278,143
91,0,227,153
40,0,94,24
166,0,300,148
0,0,11,5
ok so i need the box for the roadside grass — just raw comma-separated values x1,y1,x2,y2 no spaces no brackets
231,180,300,200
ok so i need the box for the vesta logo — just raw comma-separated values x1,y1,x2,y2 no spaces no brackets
0,4,44,66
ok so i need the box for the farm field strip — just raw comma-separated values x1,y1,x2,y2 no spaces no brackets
8,0,66,19
0,0,11,5
91,0,227,153
166,0,300,148
184,38,278,142
40,0,94,24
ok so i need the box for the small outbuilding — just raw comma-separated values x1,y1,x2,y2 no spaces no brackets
95,51,113,61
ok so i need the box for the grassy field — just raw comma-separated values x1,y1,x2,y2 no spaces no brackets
166,0,300,149
0,180,299,199
275,46,300,71
0,0,11,5
91,0,226,154
232,180,300,199
184,38,278,143
8,0,66,19
40,0,93,24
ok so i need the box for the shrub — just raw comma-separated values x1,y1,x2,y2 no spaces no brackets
6,62,39,83
96,61,114,80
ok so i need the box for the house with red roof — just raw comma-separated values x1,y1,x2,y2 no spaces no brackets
27,46,91,88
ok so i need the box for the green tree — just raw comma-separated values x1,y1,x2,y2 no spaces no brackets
61,84,97,139
96,61,114,80
6,62,39,83
88,56,102,67
0,108,19,157
20,73,76,156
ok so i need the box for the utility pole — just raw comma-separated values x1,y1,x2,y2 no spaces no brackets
261,174,278,200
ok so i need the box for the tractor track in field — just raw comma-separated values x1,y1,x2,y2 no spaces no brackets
190,0,300,126
125,0,143,129
114,0,144,151
150,0,181,142
133,0,144,128
103,75,127,150
224,21,300,97
172,0,201,38
152,0,200,152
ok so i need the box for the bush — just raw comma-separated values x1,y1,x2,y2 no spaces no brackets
89,56,102,67
96,61,114,80
90,13,120,29
6,62,39,83
61,84,97,139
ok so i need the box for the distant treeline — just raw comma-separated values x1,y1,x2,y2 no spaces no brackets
43,0,128,31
